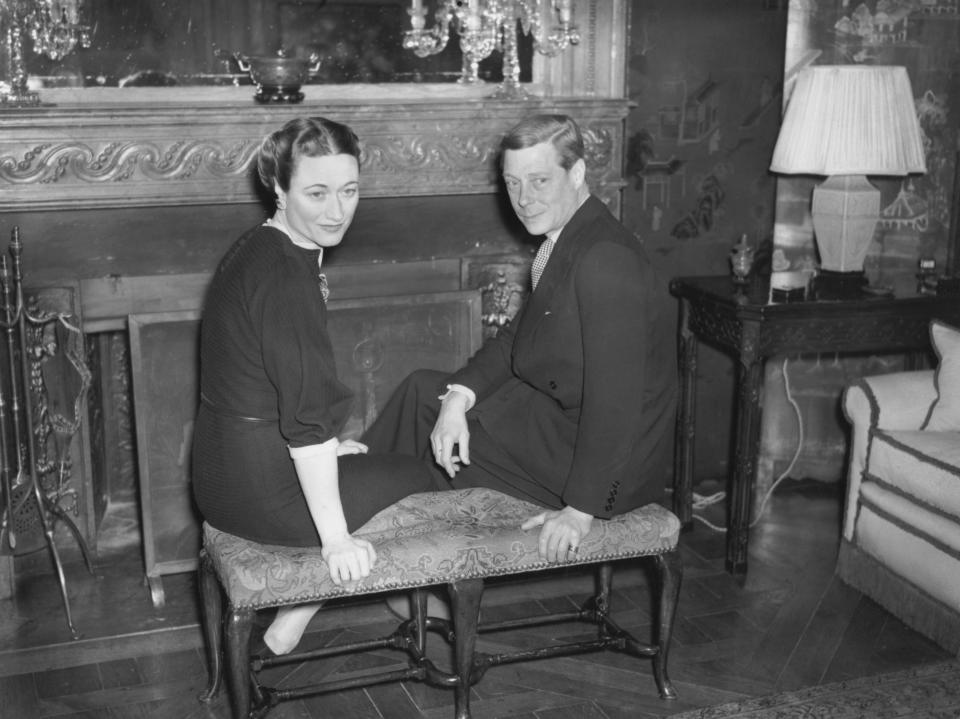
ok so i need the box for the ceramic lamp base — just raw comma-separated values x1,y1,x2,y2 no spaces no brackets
811,175,880,273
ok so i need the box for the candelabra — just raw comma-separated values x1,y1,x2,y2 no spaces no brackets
404,0,579,98
0,0,90,106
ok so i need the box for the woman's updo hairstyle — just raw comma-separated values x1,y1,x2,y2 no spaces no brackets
257,117,361,194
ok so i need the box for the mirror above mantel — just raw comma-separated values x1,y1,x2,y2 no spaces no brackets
24,0,529,90
5,0,626,105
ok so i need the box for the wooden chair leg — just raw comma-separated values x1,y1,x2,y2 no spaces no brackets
653,550,682,700
448,578,483,719
197,549,223,703
225,605,255,719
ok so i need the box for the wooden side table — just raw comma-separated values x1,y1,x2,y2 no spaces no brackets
669,275,960,582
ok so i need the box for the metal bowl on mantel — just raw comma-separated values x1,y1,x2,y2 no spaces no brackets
219,48,321,104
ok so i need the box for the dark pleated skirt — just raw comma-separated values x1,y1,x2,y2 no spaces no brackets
191,403,438,546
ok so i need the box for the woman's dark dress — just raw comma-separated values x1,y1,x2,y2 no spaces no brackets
192,224,434,546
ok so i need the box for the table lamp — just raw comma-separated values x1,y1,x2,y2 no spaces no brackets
769,65,927,298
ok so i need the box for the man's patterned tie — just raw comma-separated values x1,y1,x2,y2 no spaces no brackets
531,239,554,291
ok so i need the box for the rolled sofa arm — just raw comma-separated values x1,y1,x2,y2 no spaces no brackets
848,370,937,431
841,369,936,539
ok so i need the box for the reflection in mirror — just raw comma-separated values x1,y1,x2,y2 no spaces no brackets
0,0,92,105
23,0,531,88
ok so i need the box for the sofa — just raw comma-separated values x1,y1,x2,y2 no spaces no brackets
838,320,960,654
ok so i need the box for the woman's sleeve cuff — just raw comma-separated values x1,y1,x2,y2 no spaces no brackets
288,436,339,460
439,383,476,411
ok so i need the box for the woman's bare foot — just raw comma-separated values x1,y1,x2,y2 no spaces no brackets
263,602,324,655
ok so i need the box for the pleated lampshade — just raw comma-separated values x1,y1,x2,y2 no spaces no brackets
770,65,926,176
770,65,927,285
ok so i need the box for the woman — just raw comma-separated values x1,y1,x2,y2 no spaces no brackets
192,117,436,655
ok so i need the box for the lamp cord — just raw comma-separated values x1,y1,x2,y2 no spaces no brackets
692,357,803,532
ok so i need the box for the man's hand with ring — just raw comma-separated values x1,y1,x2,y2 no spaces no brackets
430,391,471,478
521,505,594,562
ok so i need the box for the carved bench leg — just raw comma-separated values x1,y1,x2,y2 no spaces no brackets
225,605,255,718
448,578,483,719
596,563,613,625
197,549,223,703
654,550,683,700
411,588,429,654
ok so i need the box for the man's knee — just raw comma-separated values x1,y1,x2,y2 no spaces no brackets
363,368,446,449
386,369,448,411
404,368,448,395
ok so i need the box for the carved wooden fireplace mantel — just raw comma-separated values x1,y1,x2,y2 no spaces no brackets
0,96,629,213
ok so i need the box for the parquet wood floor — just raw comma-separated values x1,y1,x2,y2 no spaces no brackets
0,479,951,718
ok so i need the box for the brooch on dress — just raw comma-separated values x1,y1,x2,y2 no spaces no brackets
318,273,330,303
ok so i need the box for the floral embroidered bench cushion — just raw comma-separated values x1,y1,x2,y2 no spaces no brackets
204,487,681,610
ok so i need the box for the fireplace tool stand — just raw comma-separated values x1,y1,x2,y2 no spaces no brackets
0,227,95,640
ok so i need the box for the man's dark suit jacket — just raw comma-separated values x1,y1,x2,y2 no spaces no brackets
447,195,677,519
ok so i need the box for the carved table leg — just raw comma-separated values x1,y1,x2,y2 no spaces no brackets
673,298,698,528
727,325,764,582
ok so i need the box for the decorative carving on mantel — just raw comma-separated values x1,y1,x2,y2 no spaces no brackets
0,98,629,211
1,140,255,185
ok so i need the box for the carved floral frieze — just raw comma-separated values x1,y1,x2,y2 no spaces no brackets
0,99,628,211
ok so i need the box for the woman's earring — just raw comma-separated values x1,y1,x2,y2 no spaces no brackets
276,198,286,211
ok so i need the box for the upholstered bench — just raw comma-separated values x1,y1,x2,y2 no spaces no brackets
198,487,682,719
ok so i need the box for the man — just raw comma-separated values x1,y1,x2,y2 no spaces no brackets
363,114,676,562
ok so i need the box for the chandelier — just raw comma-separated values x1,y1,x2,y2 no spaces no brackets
0,0,91,106
404,0,579,98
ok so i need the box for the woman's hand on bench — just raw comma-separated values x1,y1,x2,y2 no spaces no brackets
321,534,378,585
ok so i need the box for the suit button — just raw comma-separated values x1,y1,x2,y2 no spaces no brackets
548,380,557,389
